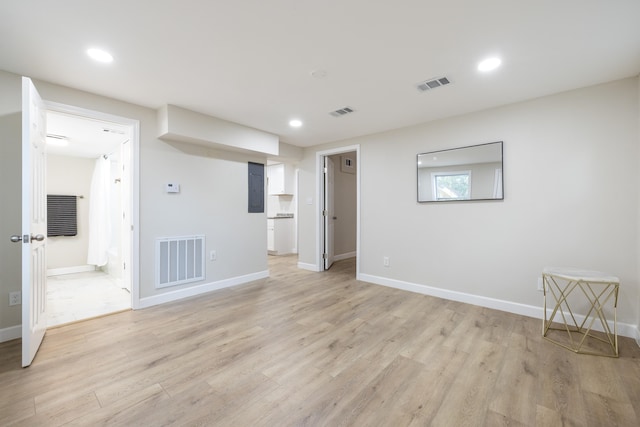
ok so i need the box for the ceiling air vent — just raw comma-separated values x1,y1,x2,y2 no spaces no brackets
102,127,125,135
417,77,451,92
329,106,355,117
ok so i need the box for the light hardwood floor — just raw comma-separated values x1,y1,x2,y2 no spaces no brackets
1,255,640,426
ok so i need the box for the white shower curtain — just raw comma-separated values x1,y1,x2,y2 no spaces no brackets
87,156,111,266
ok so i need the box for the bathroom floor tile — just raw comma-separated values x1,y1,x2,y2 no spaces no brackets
47,270,131,327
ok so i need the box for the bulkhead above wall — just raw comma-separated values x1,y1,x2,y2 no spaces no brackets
157,104,279,156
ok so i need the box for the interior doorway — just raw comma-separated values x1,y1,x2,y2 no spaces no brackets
317,145,360,275
44,108,134,326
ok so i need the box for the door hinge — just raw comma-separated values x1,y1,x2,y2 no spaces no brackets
123,262,126,270
322,210,328,216
323,167,328,174
322,253,328,259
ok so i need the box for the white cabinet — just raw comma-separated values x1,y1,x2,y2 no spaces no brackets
267,163,295,195
267,218,294,255
267,219,275,251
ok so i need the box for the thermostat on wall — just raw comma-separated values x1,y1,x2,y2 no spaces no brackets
166,183,180,193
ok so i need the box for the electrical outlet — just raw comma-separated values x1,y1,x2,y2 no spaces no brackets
9,291,21,306
537,277,544,292
210,250,217,261
383,256,390,267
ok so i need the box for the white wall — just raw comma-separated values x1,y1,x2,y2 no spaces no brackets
140,140,268,294
46,155,94,270
37,81,269,303
0,70,22,334
299,77,640,329
0,70,269,336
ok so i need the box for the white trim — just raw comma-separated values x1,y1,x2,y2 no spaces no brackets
47,265,96,276
0,325,21,343
131,119,140,309
635,325,640,348
138,270,269,309
43,101,141,311
358,273,639,339
315,145,360,274
334,251,356,262
298,262,321,272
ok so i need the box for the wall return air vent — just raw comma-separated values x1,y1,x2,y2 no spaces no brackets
156,235,205,288
329,106,355,117
417,77,451,92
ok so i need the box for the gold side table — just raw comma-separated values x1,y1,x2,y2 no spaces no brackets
542,267,619,357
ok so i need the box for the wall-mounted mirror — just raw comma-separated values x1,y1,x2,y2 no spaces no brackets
417,141,503,203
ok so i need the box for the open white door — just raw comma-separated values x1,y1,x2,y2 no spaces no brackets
323,156,335,270
21,77,48,367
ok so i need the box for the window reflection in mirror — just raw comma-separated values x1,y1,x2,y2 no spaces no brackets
417,141,503,203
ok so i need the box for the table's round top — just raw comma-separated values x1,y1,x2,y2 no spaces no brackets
543,267,619,283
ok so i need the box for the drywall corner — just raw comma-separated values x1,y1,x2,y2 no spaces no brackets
157,104,279,155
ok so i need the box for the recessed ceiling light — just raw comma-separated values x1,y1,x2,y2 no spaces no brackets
87,48,114,63
477,57,501,72
289,119,302,128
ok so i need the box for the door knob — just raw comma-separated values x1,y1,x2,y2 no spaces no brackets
10,234,45,243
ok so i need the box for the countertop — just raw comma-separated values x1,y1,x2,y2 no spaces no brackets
267,213,294,219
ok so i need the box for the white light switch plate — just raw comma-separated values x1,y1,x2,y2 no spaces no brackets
166,183,180,193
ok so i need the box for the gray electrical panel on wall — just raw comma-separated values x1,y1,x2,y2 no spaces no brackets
248,162,264,213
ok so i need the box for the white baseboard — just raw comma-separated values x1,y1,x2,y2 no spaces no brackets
138,270,269,309
334,252,356,262
0,325,21,343
47,265,96,277
358,273,639,339
297,262,320,272
635,326,640,348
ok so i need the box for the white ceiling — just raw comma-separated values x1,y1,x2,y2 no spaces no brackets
1,1,639,148
46,111,130,159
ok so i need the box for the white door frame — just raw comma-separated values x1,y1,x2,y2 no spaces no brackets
44,100,141,309
315,144,360,276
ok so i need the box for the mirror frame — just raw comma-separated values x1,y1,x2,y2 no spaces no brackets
417,141,503,203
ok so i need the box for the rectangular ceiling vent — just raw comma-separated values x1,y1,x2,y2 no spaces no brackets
329,106,355,117
102,127,125,135
417,77,451,92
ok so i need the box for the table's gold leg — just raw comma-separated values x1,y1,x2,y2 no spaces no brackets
542,274,618,357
